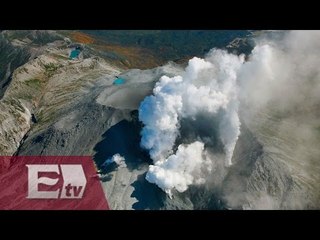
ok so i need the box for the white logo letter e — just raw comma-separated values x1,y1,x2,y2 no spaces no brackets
26,164,60,199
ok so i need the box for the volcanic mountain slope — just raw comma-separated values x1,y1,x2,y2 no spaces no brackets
1,30,319,209
225,104,320,209
0,30,189,209
0,30,251,158
0,34,121,156
220,108,320,209
0,31,64,98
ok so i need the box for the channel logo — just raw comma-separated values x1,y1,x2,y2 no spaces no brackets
0,156,109,210
26,164,87,199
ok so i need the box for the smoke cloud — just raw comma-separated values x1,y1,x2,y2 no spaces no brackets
146,141,210,198
139,31,320,205
102,154,127,168
139,50,244,194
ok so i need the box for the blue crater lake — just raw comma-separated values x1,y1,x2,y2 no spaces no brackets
70,49,80,59
113,78,125,85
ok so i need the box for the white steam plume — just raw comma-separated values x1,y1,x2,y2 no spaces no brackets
139,50,244,194
223,31,320,209
139,30,320,208
102,154,127,168
146,141,210,198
